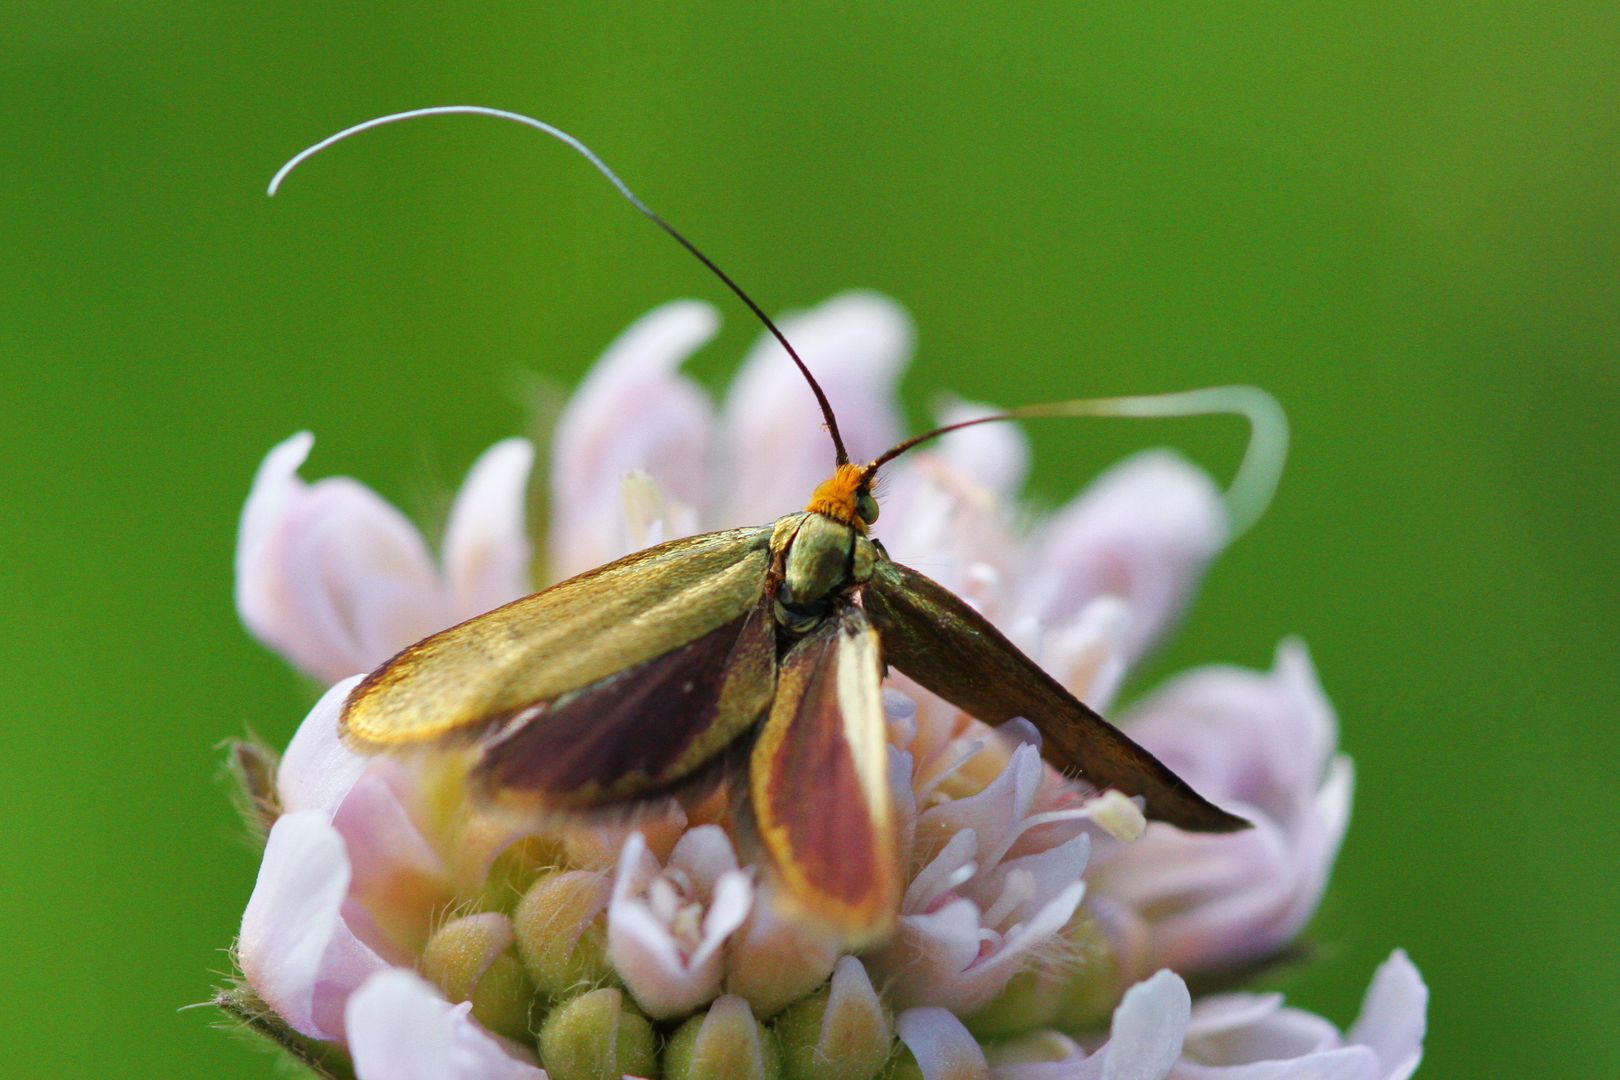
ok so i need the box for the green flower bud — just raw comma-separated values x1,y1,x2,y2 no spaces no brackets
420,912,536,1042
514,869,616,999
665,994,782,1080
1050,910,1123,1032
983,1030,1075,1068
961,967,1062,1041
476,834,566,913
538,987,658,1080
471,953,538,1042
773,957,892,1080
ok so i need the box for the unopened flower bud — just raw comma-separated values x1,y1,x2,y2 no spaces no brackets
514,869,615,999
472,832,566,913
1051,910,1124,1031
961,968,1062,1041
538,987,657,1080
665,994,782,1080
773,957,892,1080
419,912,536,1041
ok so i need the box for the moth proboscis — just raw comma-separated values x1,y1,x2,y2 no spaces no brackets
273,107,1285,944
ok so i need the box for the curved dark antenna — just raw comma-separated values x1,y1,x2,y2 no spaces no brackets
269,105,850,466
861,386,1289,541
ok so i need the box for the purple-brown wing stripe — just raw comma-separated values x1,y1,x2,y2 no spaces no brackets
473,598,776,808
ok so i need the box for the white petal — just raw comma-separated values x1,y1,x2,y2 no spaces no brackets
276,675,367,817
719,292,911,524
607,831,736,1018
1173,1051,1378,1080
935,398,1031,495
1184,994,1287,1041
1102,970,1190,1080
1345,951,1428,1080
239,812,386,1039
897,1007,991,1080
442,438,535,617
548,301,718,577
1021,450,1224,663
669,824,742,889
347,969,544,1080
692,870,753,969
1094,642,1348,977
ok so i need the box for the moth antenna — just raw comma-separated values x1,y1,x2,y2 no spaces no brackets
268,105,850,466
864,386,1288,542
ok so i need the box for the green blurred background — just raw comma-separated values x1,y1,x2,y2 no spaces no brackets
2,5,1615,1077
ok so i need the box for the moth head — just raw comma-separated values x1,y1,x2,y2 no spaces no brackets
806,463,879,533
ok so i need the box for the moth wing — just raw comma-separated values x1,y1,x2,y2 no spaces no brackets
342,526,771,748
748,606,899,943
472,593,776,809
865,559,1249,833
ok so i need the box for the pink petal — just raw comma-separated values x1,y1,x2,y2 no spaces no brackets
239,812,387,1039
896,1007,991,1080
933,398,1031,496
235,433,448,682
1182,994,1340,1063
718,292,911,525
668,824,742,887
331,766,452,955
442,438,536,617
1345,951,1427,1080
276,675,367,817
607,831,749,1019
1020,450,1225,663
548,301,718,578
346,969,544,1080
1172,1052,1378,1080
1103,969,1190,1080
1094,642,1350,976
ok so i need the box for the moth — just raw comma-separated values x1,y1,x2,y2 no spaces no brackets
275,107,1256,944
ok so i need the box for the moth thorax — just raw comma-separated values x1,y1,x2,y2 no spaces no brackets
782,513,856,609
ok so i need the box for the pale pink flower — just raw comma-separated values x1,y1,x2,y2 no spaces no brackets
345,969,544,1080
869,742,1095,1014
984,952,1426,1080
224,292,1416,1078
546,300,718,578
606,827,753,1019
1089,641,1352,980
236,432,535,683
237,677,517,1043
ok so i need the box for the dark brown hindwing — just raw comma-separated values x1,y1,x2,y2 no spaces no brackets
473,597,776,808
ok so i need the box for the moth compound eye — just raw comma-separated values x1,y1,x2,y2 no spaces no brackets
856,490,880,525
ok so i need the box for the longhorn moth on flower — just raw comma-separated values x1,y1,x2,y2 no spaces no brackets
269,106,1285,943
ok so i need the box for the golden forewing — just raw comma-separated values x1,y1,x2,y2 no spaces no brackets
342,526,772,747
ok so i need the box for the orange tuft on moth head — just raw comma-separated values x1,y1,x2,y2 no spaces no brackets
806,463,880,532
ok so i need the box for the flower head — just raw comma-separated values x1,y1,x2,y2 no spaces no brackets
221,293,1424,1079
